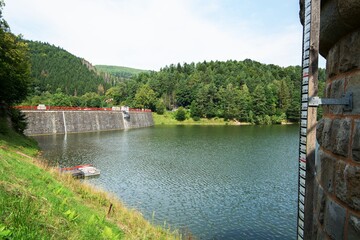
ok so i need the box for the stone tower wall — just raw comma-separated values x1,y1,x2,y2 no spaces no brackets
300,0,360,239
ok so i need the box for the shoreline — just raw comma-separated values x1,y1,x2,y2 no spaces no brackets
152,112,298,126
0,120,181,239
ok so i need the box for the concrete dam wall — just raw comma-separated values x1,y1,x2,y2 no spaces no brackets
22,110,154,135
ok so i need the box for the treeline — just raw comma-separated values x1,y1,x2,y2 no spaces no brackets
24,55,325,124
126,60,325,123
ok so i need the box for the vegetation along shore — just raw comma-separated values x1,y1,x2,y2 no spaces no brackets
0,116,180,239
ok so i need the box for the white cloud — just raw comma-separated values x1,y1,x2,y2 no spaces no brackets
3,0,304,70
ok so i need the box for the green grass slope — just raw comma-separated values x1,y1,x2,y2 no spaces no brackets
0,117,179,240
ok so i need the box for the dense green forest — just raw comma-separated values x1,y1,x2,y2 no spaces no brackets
127,60,325,123
21,41,326,124
95,65,149,79
26,40,150,97
26,41,118,96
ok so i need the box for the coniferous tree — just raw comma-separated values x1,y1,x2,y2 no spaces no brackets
252,85,268,117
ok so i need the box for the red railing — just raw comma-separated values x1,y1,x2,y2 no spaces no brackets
60,164,93,171
129,108,152,112
14,106,152,112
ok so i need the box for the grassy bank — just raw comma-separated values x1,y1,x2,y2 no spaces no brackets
0,117,179,239
152,112,249,126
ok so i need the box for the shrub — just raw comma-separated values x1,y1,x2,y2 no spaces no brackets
155,100,166,115
192,116,200,121
174,107,186,121
8,108,27,134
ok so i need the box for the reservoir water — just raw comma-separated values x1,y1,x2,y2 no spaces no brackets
34,125,299,239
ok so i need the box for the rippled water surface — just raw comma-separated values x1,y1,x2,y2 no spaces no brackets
34,125,299,239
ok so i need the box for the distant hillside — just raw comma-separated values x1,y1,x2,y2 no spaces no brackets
95,65,150,79
26,41,117,96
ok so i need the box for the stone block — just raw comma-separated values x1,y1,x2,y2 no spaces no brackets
353,120,360,162
316,118,332,150
330,118,351,157
314,184,326,225
317,150,336,193
329,79,345,114
312,212,318,239
317,119,325,145
339,29,360,73
326,42,340,78
320,0,347,57
315,144,321,176
338,0,360,28
316,228,327,240
348,214,360,240
319,0,360,57
324,197,346,240
345,73,360,115
335,162,360,211
321,83,332,115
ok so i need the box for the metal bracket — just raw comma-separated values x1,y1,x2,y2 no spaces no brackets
308,91,353,111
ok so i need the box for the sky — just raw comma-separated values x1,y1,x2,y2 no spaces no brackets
3,0,316,71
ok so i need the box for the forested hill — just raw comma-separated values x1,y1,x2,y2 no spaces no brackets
128,60,325,123
95,65,149,79
26,40,118,96
23,40,325,124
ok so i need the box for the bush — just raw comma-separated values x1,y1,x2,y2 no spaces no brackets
0,116,8,134
155,100,166,115
8,108,27,134
271,113,286,124
174,107,186,121
263,115,272,125
192,116,200,121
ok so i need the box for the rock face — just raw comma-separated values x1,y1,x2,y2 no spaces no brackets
22,111,154,135
300,0,360,239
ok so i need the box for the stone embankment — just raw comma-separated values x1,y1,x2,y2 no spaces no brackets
22,108,153,135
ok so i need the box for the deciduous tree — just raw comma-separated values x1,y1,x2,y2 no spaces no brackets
134,84,157,111
0,1,31,105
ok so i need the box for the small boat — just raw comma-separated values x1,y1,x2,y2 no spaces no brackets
60,164,100,178
78,166,100,177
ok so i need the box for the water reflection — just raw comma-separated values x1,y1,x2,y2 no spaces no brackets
34,125,299,240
